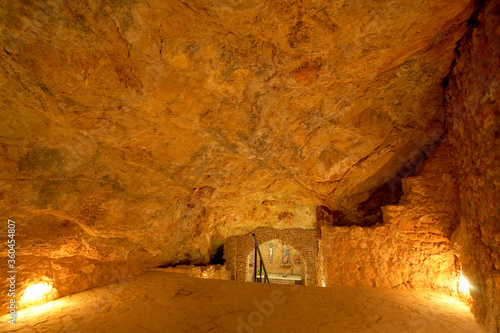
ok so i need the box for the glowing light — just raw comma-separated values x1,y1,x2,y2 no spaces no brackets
458,272,470,296
20,282,54,304
16,297,68,321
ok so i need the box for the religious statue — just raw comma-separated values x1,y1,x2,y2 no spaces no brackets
281,244,290,265
266,243,277,263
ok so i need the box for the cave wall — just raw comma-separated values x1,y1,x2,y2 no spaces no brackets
319,144,459,291
0,0,484,314
445,0,500,330
155,264,231,280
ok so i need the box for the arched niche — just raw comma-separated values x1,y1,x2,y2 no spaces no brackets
225,227,318,285
245,239,306,285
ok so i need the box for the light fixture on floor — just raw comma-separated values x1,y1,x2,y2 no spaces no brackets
458,271,471,302
20,281,58,308
458,272,470,294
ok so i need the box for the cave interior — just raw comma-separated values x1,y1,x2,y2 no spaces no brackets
0,0,499,332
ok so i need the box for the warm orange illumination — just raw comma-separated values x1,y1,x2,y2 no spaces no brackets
15,296,68,322
458,272,470,296
20,282,55,306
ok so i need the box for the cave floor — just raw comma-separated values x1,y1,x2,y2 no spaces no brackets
1,270,485,333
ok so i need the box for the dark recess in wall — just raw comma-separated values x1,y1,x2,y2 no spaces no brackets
210,244,225,265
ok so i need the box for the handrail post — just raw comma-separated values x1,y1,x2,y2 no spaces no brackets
259,258,262,282
253,236,257,282
252,233,270,283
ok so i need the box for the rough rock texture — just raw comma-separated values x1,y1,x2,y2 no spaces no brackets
0,0,481,311
154,264,231,280
319,144,459,291
445,0,500,330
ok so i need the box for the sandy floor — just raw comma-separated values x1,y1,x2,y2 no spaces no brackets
1,270,485,333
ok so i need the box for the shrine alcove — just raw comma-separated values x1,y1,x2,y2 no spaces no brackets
245,239,306,285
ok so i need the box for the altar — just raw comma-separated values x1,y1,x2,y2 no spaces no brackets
257,273,303,285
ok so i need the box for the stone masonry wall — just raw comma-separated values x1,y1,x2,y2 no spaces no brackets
225,227,319,286
320,144,459,291
445,1,500,330
223,237,238,281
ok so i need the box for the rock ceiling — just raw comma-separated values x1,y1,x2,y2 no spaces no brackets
0,0,479,264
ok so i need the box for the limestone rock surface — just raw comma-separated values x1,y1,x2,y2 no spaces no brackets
0,0,480,310
320,144,459,292
445,0,500,330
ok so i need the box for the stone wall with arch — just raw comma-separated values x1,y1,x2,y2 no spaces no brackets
244,240,306,282
224,227,319,286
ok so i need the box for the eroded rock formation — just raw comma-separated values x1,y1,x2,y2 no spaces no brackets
1,0,497,326
445,0,500,329
320,144,458,291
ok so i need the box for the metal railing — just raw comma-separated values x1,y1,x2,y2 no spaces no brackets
252,234,270,283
